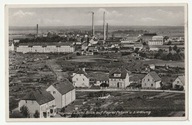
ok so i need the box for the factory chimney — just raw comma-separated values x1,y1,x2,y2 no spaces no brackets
103,11,106,42
36,24,38,37
106,23,108,40
91,12,95,36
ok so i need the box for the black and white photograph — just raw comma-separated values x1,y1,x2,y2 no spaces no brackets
6,4,188,121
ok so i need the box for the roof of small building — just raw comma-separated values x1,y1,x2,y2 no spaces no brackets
177,75,185,85
152,36,164,40
22,89,54,105
109,68,130,79
148,71,161,82
52,79,74,95
88,72,109,81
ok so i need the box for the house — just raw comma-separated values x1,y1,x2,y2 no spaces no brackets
172,75,185,90
72,69,91,87
46,80,75,109
18,89,56,118
141,33,157,43
109,68,130,89
81,42,88,51
148,36,164,45
142,71,162,89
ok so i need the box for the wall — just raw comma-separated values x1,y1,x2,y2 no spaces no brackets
172,78,184,88
39,100,55,118
109,78,125,88
46,85,62,108
142,74,161,89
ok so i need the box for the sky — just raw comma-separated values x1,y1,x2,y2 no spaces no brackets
8,6,185,27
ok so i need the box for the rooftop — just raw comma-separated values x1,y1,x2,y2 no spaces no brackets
52,79,74,95
22,89,54,105
148,71,161,82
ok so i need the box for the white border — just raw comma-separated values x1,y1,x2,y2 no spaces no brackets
1,0,191,125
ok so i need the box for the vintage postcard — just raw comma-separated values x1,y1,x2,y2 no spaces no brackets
5,4,188,121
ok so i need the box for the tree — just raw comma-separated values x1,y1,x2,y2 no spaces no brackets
176,48,181,54
167,41,172,45
20,105,30,118
134,48,140,54
169,46,172,52
173,45,178,51
167,52,173,60
143,42,147,45
33,110,40,118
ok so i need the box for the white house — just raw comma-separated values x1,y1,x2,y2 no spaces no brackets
72,69,91,87
16,42,75,53
46,80,76,109
148,36,164,46
142,71,161,89
18,89,56,118
109,68,130,89
172,75,185,90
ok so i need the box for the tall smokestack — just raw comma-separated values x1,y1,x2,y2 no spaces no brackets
91,12,95,36
36,24,38,37
106,23,108,40
103,12,106,42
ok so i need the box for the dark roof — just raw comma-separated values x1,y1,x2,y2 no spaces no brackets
74,69,88,77
52,79,74,95
22,89,54,105
109,68,130,79
148,71,161,82
88,72,109,81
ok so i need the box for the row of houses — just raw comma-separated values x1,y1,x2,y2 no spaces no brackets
18,80,75,118
72,68,185,90
12,42,75,53
141,71,185,90
72,68,130,89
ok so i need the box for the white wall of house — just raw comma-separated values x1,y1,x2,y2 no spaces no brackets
16,45,74,53
72,74,90,87
46,85,62,108
39,100,55,118
172,78,184,89
148,40,163,45
142,74,161,89
109,73,129,89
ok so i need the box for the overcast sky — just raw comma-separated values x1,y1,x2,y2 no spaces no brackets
8,7,185,27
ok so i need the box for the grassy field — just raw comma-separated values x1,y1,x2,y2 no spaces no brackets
62,91,185,117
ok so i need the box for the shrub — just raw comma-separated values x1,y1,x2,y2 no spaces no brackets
33,110,40,118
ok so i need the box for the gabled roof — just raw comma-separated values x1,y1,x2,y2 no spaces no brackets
109,68,130,79
73,69,88,77
22,89,54,105
52,79,74,95
177,75,185,85
148,71,161,82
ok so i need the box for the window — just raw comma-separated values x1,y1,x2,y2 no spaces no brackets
25,100,27,103
53,91,56,94
151,84,153,87
83,78,84,81
50,109,53,113
76,78,78,81
148,79,150,81
177,81,179,84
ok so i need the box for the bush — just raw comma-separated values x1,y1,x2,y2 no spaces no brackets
10,111,24,118
20,105,30,118
34,110,40,118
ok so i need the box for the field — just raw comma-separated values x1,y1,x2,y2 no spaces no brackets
62,91,185,117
